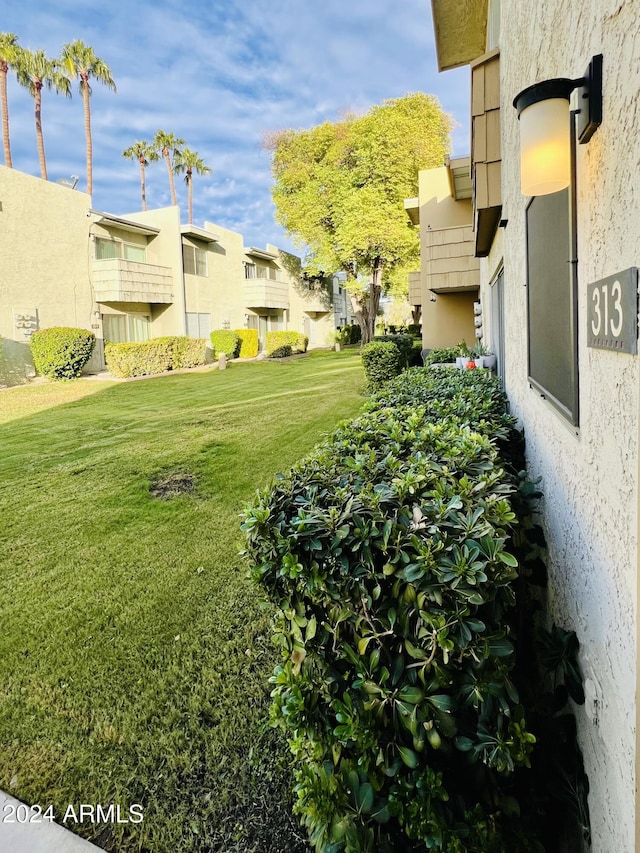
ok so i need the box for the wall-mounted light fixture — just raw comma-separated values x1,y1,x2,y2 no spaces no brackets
513,55,602,196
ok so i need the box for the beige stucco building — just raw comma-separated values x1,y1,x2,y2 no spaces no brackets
430,0,640,849
0,165,343,383
405,157,480,349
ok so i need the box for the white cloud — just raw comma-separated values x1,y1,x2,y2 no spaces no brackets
3,0,470,255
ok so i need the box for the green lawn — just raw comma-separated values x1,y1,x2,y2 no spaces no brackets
0,350,365,852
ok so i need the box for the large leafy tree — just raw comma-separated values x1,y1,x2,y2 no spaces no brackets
17,49,71,180
173,146,211,224
60,40,116,196
153,130,184,207
122,140,159,210
0,33,20,167
266,92,451,342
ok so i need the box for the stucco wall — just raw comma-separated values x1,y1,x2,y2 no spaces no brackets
0,166,93,347
491,3,640,849
422,289,479,350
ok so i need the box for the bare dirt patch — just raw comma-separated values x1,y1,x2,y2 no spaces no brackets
150,471,196,499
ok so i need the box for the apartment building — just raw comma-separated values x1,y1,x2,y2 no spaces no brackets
0,165,341,383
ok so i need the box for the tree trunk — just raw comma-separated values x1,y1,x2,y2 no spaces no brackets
139,156,147,210
81,76,92,196
1,64,12,168
34,82,47,180
164,148,177,206
355,257,383,345
187,170,193,223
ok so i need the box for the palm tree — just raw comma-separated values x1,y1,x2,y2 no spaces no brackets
122,141,159,210
17,49,71,180
153,130,184,207
173,147,211,223
0,33,20,167
60,40,116,196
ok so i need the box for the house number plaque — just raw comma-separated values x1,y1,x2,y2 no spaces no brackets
587,268,638,354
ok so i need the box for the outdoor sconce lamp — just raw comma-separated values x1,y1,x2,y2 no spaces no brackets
513,54,602,196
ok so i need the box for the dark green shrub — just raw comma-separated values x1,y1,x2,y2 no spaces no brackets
105,338,174,378
367,368,516,443
423,346,460,366
361,341,402,391
243,369,539,852
373,334,416,368
235,328,259,358
349,324,362,345
268,344,293,359
407,323,422,337
172,337,207,369
211,330,240,359
30,327,96,379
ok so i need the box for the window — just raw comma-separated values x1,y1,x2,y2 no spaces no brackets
183,244,207,277
489,268,505,380
103,313,150,343
526,189,579,424
244,263,281,281
95,237,146,262
186,312,211,339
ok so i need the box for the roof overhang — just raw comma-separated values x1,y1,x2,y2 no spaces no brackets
90,210,160,236
180,224,219,243
430,0,488,71
245,246,279,261
446,156,473,200
404,197,420,226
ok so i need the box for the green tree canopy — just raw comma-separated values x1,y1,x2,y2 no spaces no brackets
266,92,451,341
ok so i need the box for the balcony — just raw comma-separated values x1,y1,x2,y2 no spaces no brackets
471,49,502,257
408,271,421,305
244,276,290,310
425,225,480,293
92,259,174,304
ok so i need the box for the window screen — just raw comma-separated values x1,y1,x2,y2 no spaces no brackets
183,245,207,276
526,189,578,424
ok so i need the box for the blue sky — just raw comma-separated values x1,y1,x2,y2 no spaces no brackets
3,0,469,253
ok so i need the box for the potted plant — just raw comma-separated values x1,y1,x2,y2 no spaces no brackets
473,341,496,370
456,340,472,369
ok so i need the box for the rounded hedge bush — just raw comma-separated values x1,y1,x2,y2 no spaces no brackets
361,341,402,391
30,327,96,379
211,330,240,359
235,328,260,358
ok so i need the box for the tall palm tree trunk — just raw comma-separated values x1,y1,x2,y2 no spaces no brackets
34,82,47,180
187,170,193,223
0,65,11,167
139,157,147,210
81,77,93,195
164,148,177,206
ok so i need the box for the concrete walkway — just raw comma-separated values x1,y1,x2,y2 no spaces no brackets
0,790,101,852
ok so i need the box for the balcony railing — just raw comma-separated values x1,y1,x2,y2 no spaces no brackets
91,258,174,304
244,276,290,310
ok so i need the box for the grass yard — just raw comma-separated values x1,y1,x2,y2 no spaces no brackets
0,350,365,852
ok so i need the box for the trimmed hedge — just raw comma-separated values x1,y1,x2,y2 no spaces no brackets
361,340,402,391
105,336,207,378
266,330,308,356
30,327,96,379
423,346,460,366
373,334,421,368
235,328,259,359
172,336,208,369
211,330,240,359
243,370,546,851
